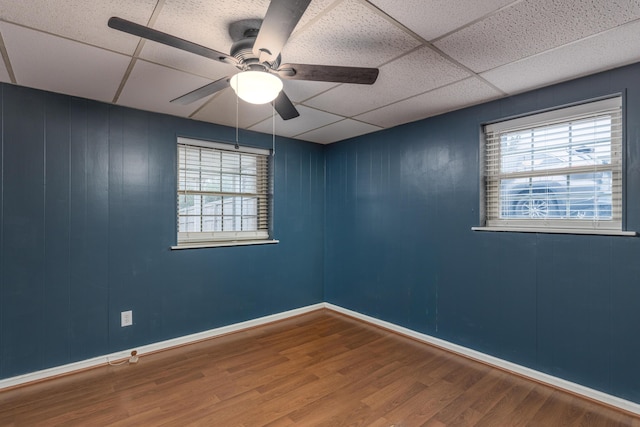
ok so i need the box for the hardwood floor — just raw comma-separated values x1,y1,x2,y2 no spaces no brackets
0,310,638,426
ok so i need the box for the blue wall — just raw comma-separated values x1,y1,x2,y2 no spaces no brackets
2,62,640,405
0,83,325,379
325,62,640,403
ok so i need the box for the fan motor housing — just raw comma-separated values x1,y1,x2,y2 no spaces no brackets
230,26,280,69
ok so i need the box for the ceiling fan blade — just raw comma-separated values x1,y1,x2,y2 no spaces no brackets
273,91,300,120
170,77,231,105
253,0,312,63
276,63,379,84
108,17,237,65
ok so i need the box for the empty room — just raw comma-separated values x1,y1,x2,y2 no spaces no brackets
1,0,640,425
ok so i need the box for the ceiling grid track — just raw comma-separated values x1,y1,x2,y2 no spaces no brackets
360,0,509,97
111,0,166,104
0,31,17,84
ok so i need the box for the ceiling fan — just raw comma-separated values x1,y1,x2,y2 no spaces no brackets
108,0,379,120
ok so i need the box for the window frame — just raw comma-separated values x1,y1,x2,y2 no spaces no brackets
172,137,278,249
474,96,635,236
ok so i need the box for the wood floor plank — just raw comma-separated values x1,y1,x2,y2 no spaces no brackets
430,370,510,425
0,310,637,426
473,381,536,426
528,391,586,426
383,379,469,426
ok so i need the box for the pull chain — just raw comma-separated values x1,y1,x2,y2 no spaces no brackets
235,76,240,150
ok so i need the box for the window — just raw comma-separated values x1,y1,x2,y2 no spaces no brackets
480,96,624,233
175,137,273,247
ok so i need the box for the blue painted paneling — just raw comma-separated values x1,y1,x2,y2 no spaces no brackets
1,85,46,376
0,85,3,374
325,62,640,403
43,92,72,367
610,237,640,402
0,84,324,379
535,235,613,392
68,99,110,361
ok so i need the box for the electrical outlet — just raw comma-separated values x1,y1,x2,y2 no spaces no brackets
121,310,133,327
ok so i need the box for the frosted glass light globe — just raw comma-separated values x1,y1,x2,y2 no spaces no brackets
230,71,283,104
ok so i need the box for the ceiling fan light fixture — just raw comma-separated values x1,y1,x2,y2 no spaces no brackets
230,71,283,104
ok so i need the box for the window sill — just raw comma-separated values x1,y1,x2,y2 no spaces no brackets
171,239,279,250
472,226,636,236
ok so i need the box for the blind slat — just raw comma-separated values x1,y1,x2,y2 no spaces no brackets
483,97,622,228
177,141,271,243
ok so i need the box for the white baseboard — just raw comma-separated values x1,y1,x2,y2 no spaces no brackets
0,303,325,391
1,301,638,416
325,303,640,416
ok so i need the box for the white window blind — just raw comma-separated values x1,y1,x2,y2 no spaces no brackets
483,97,622,232
177,137,271,245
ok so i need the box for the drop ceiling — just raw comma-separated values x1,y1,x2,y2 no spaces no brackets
0,0,638,144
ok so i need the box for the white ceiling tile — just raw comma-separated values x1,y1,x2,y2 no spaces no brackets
150,0,335,58
0,69,10,83
249,105,343,138
1,22,130,103
0,0,157,54
356,78,502,128
281,79,339,102
139,43,238,81
481,20,640,95
303,46,471,116
151,0,269,59
295,119,382,144
191,88,273,129
282,0,421,67
292,0,342,31
117,60,212,117
369,0,516,40
434,0,640,72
